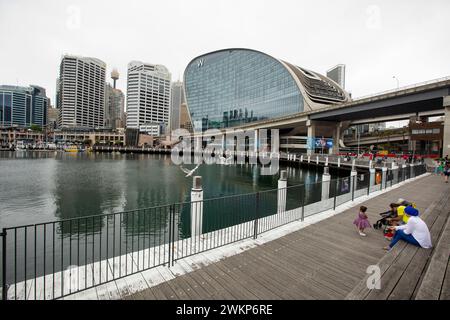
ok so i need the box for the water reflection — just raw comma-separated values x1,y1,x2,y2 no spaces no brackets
1,151,353,285
1,151,349,234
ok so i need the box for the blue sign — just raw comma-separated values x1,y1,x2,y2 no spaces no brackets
314,138,333,149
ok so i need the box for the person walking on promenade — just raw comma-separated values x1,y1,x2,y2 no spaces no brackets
434,159,441,175
353,205,371,237
443,163,450,183
383,206,432,250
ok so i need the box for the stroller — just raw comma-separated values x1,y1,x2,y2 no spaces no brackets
374,209,398,240
373,210,396,230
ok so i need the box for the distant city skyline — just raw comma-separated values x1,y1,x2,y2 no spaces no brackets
1,0,450,110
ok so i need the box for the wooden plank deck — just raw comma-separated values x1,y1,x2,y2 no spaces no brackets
123,175,449,300
346,189,449,300
415,213,450,300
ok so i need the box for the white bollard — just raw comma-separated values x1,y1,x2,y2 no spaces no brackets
338,157,341,168
321,166,331,200
191,176,204,238
300,155,304,162
277,170,287,213
316,156,319,165
325,157,329,167
293,154,297,162
308,155,311,163
350,168,357,195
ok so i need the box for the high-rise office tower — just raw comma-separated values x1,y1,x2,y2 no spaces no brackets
326,64,346,89
126,61,171,134
57,55,106,129
169,81,185,132
0,85,49,128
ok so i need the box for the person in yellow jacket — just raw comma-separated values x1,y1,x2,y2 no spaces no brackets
387,199,417,225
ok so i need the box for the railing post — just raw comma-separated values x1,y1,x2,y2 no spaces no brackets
301,185,306,221
381,166,387,191
171,204,176,266
350,165,357,201
333,178,338,210
2,229,6,301
367,174,370,195
253,192,260,239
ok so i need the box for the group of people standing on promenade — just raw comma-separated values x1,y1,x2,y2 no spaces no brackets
353,198,432,251
433,155,450,183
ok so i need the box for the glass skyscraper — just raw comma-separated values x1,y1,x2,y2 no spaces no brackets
184,49,349,132
0,85,49,128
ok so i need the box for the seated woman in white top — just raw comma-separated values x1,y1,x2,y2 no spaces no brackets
383,206,432,250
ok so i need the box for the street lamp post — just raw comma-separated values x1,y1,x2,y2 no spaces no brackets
393,76,399,89
357,127,360,156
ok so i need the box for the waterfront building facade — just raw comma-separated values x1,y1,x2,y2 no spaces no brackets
52,129,125,145
169,80,185,132
57,55,106,129
0,85,49,128
184,48,350,132
0,127,46,145
126,61,171,132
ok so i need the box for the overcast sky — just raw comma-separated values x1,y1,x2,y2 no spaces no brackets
1,0,449,107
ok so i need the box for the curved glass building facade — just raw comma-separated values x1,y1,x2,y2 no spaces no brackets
184,49,349,132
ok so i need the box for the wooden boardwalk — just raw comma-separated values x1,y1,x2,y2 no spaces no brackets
123,174,449,300
346,185,450,300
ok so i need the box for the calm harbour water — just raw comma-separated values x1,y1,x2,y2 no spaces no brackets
0,151,334,229
0,151,352,286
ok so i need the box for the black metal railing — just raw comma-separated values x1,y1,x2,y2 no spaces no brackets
0,164,427,300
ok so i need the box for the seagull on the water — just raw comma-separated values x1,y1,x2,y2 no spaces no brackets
179,163,201,177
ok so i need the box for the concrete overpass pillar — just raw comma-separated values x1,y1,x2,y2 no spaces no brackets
306,120,316,156
442,97,450,157
331,124,341,155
